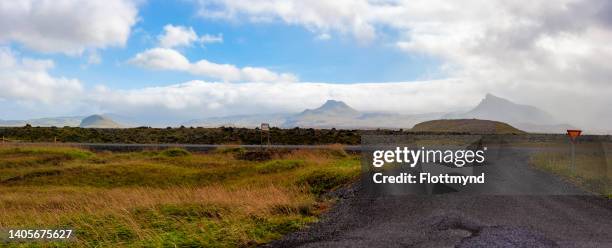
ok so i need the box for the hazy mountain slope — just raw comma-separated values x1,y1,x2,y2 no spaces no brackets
450,94,554,123
446,94,572,133
0,119,25,127
79,115,122,128
512,123,576,134
0,95,574,133
184,113,289,128
411,119,525,134
284,100,362,128
298,100,360,117
183,100,434,129
101,113,141,127
0,116,83,127
283,100,442,129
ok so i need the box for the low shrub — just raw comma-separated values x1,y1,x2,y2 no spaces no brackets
158,203,227,219
298,170,354,196
214,146,247,155
159,148,191,157
256,160,305,174
236,150,272,161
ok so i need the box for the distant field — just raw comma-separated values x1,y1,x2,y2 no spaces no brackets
0,145,360,247
0,126,365,145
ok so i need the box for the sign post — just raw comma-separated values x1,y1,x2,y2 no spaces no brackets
260,123,270,149
566,129,582,173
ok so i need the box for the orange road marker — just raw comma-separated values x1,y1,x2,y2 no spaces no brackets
566,129,582,143
566,129,582,172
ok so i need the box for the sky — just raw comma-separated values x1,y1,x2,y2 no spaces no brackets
0,0,611,130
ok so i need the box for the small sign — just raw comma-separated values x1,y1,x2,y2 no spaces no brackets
261,123,270,131
566,129,582,142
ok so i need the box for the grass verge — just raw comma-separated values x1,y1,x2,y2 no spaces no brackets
0,145,360,247
529,151,610,197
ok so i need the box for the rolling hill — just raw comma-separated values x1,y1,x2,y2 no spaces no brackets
411,119,526,134
79,115,122,128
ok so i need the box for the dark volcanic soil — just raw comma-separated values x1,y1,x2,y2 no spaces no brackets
266,148,612,248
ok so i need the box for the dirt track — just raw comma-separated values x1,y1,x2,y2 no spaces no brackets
267,148,612,247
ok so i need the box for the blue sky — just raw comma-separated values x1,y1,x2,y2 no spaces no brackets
0,0,611,130
39,0,441,90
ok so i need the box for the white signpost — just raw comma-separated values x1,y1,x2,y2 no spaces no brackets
260,123,271,149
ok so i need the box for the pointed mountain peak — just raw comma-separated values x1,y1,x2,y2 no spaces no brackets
481,93,509,103
320,99,351,109
484,93,497,99
299,100,360,116
461,93,555,125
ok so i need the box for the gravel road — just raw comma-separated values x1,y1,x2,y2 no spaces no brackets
267,148,612,248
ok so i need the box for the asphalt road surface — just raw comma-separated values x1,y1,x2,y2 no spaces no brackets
267,147,612,248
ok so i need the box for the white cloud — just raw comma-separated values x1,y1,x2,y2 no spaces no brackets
129,48,298,82
2,0,612,131
388,0,612,129
0,0,139,55
196,0,379,42
315,33,331,40
87,51,102,65
0,47,83,104
194,0,612,129
129,48,191,71
158,24,223,48
200,33,223,44
90,79,481,120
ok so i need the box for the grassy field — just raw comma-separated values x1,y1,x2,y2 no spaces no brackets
529,145,611,197
0,145,360,247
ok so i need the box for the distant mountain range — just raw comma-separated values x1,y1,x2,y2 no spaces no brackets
0,115,123,129
185,94,573,133
185,99,441,129
0,116,83,127
445,94,574,133
0,94,576,133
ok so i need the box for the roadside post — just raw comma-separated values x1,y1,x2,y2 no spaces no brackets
261,123,270,149
566,129,582,173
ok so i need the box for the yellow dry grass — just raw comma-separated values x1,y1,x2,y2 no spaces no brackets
0,186,311,226
0,145,359,247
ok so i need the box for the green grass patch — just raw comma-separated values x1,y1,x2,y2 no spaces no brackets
255,160,305,174
0,147,93,169
0,147,93,159
214,146,247,155
159,148,191,157
0,146,360,247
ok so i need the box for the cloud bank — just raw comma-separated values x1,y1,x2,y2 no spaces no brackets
0,48,82,104
192,0,612,129
158,24,223,48
1,0,611,131
129,48,298,83
0,0,139,55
